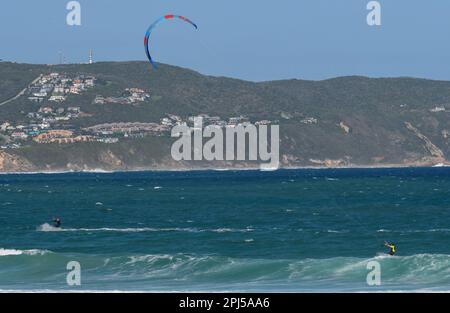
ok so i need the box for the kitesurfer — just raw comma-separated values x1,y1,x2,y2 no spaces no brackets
53,217,61,228
384,242,396,256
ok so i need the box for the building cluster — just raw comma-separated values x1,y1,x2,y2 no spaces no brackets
1,108,275,149
188,115,273,128
32,130,92,144
0,105,84,148
94,88,150,105
31,105,82,122
430,106,447,113
300,117,318,124
83,122,169,139
82,115,274,141
162,114,270,129
27,72,95,103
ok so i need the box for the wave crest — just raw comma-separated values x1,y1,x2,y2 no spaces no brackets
0,248,49,257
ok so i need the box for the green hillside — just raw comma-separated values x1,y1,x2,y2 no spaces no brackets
1,61,450,171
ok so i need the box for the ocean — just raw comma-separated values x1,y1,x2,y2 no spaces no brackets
1,168,450,292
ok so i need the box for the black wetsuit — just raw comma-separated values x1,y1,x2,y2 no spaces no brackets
53,219,61,228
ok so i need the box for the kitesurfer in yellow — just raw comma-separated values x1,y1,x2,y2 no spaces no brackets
384,242,396,256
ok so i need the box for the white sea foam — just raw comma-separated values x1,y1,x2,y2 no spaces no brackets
0,248,49,256
0,249,22,256
37,223,65,232
326,229,349,233
377,228,450,234
213,228,235,233
36,224,254,233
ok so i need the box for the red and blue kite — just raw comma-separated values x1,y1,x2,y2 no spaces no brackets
144,14,198,69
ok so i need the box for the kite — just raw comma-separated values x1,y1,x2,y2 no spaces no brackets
144,14,198,69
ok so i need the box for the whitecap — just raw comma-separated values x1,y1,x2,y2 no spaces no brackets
37,223,64,232
0,248,49,256
0,249,22,256
326,229,348,233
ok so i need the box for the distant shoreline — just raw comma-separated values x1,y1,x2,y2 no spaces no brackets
2,61,450,176
0,163,448,175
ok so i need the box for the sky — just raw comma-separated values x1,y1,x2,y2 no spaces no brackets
1,0,450,81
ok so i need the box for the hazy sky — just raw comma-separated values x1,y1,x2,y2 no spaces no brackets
1,0,450,81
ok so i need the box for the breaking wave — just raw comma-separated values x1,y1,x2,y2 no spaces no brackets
0,248,50,257
1,250,450,291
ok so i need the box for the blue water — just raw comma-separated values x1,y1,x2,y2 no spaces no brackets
1,168,450,292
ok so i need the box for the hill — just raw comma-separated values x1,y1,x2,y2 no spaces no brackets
1,61,450,172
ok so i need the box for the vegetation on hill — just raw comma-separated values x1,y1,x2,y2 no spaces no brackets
1,61,450,171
